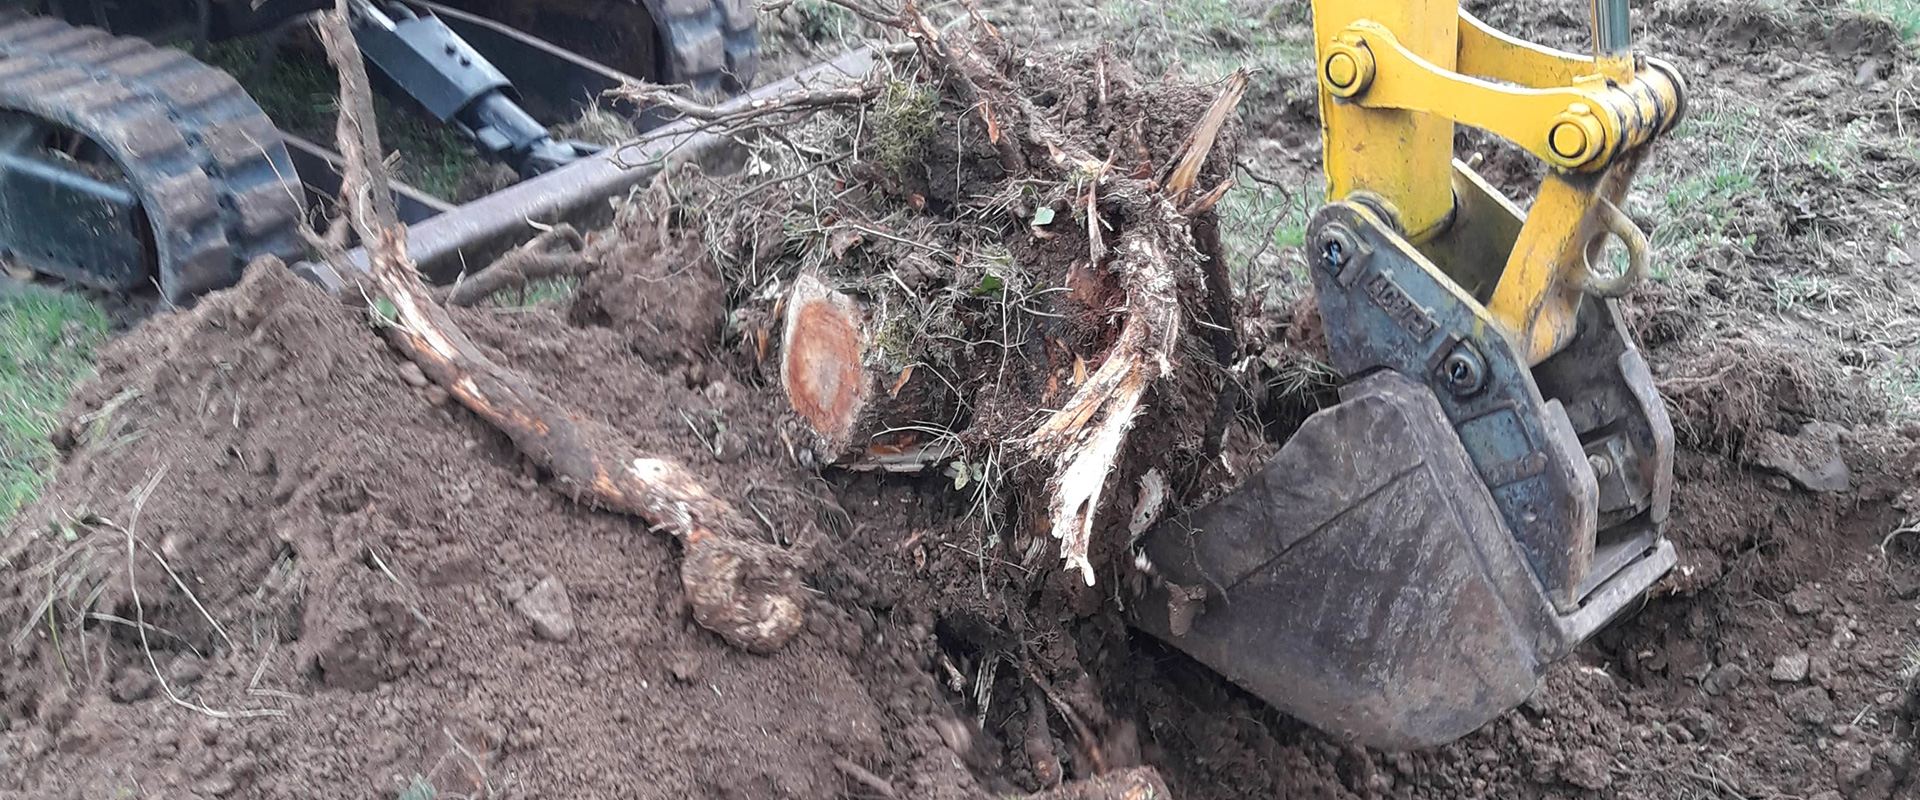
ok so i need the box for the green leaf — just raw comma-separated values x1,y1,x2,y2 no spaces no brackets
945,460,971,490
1031,206,1056,226
397,776,436,800
973,274,1005,296
371,298,399,327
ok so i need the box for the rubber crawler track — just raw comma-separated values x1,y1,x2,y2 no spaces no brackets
0,13,305,305
653,0,760,95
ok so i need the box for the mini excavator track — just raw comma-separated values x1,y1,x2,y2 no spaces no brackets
0,12,304,305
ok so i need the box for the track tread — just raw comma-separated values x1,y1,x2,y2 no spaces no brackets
0,16,304,303
651,0,760,94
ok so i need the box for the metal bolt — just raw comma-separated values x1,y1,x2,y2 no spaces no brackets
1545,103,1606,169
1588,453,1614,479
1319,226,1356,273
1438,344,1487,397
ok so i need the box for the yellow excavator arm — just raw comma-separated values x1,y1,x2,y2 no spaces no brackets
1132,0,1683,749
1314,0,1685,363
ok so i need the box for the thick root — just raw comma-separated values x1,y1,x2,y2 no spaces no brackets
315,3,801,655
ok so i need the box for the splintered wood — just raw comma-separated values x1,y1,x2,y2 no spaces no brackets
311,1,801,654
1027,71,1249,585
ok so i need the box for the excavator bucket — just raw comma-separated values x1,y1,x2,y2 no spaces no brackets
1131,196,1678,750
1133,373,1674,749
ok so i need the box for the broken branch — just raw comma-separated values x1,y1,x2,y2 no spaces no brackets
440,224,591,307
1163,70,1249,202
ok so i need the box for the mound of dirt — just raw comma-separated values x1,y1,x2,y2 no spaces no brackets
0,249,993,799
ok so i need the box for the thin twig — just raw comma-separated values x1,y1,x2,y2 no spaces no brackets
117,468,283,720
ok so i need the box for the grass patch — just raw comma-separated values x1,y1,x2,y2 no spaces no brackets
1218,173,1318,307
0,286,109,519
1851,0,1920,42
200,40,488,202
479,277,580,308
1637,98,1772,278
1098,0,1312,82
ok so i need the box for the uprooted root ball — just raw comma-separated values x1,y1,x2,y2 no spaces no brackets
673,30,1255,596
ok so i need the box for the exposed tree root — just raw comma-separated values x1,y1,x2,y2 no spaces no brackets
309,1,801,655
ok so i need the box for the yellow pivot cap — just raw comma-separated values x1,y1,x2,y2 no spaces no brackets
1545,104,1607,169
1322,38,1375,98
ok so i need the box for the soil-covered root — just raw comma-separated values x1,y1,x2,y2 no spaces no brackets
310,4,801,654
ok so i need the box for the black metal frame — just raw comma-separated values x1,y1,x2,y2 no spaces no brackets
0,114,147,290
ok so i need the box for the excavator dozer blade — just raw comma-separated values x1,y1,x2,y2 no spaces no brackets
1132,370,1674,750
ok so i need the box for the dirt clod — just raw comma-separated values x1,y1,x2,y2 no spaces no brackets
1560,748,1612,791
1783,686,1836,725
1786,584,1828,616
1771,651,1810,682
1702,662,1748,696
1834,741,1874,787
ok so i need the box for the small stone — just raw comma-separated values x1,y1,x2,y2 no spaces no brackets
1877,741,1913,771
667,651,702,684
514,578,575,642
712,430,748,463
1830,627,1857,652
1804,652,1835,682
1701,663,1747,696
1749,422,1850,492
1785,585,1826,616
110,669,157,703
1772,651,1810,682
169,654,206,687
1680,710,1719,742
198,774,239,797
1832,740,1873,787
1562,748,1612,790
1783,686,1836,725
1810,792,1843,800
397,362,429,388
423,386,450,406
55,724,93,754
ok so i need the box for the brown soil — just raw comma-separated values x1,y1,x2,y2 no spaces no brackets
7,3,1920,800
